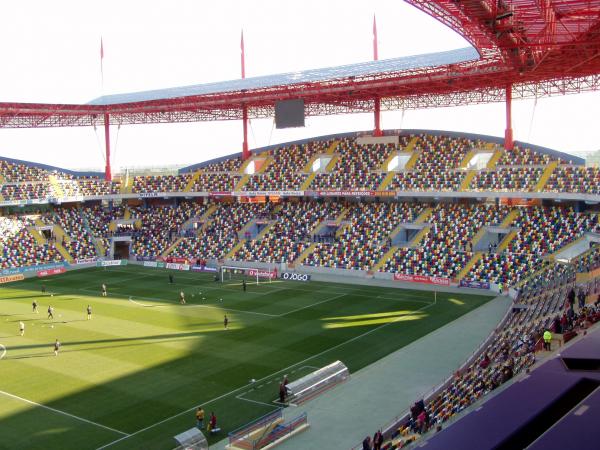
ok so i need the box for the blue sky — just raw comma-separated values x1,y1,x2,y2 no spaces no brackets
0,0,598,171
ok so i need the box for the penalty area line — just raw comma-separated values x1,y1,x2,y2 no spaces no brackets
0,389,130,436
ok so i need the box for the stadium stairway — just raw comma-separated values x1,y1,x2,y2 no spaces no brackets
335,207,351,224
326,140,340,154
27,226,47,245
459,149,477,169
51,225,74,263
79,208,105,257
234,175,250,191
414,207,433,224
255,221,276,240
404,135,420,152
372,245,399,272
455,251,484,281
256,155,274,173
184,170,202,192
124,207,131,220
161,237,184,258
377,171,396,191
300,172,317,190
325,154,339,172
534,161,559,192
120,174,133,194
294,243,317,265
459,170,477,191
486,149,504,169
496,229,519,252
225,239,246,259
500,208,520,227
408,224,431,248
469,227,487,249
48,175,65,198
405,151,420,169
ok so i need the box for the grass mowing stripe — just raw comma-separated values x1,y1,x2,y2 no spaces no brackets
95,301,436,450
0,389,130,436
279,293,348,317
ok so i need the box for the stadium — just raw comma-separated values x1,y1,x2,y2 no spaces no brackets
1,1,600,450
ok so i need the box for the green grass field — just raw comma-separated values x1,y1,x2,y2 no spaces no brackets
0,265,491,450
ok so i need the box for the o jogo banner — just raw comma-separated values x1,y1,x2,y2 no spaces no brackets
393,273,450,286
0,274,25,284
37,267,67,278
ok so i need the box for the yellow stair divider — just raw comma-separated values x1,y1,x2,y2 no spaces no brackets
335,222,351,238
486,150,504,169
414,207,433,224
48,175,65,198
27,227,47,245
52,225,71,244
238,157,253,174
325,155,339,172
404,136,420,152
300,172,317,190
234,174,250,191
0,192,4,202
295,243,317,265
326,140,340,154
124,208,131,220
408,225,431,248
534,161,558,192
404,151,420,169
496,229,518,252
470,227,487,249
459,170,477,191
161,237,184,258
500,209,519,228
34,218,46,227
184,170,203,192
108,221,117,232
120,174,133,194
225,239,246,260
256,156,273,173
379,152,398,171
303,155,319,173
378,171,396,191
371,245,399,272
456,251,483,281
335,207,350,224
255,222,275,240
484,142,496,150
96,238,106,257
459,150,477,169
54,242,74,263
200,204,217,221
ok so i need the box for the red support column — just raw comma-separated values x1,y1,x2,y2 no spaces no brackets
374,97,383,137
242,105,250,160
103,113,112,181
504,84,514,150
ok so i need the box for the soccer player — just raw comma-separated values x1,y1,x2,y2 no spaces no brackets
41,284,46,294
19,321,25,336
180,291,186,305
101,283,107,297
242,279,247,292
54,339,61,356
169,274,174,284
224,314,229,330
87,305,92,320
32,300,39,313
48,305,54,320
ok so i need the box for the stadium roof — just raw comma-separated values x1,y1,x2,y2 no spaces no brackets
1,0,600,128
88,47,480,105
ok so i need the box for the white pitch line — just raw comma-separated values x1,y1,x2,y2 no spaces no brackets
278,293,347,317
0,344,6,360
95,300,437,450
235,393,278,408
0,389,130,436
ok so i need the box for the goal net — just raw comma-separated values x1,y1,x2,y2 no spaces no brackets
219,265,277,285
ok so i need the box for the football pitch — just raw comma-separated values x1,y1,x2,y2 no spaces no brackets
0,266,491,450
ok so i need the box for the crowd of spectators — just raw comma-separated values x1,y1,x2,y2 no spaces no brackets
544,166,600,195
470,167,544,191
